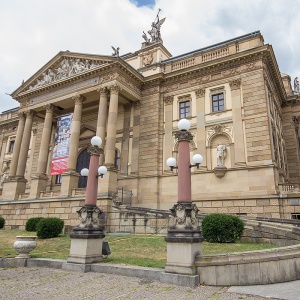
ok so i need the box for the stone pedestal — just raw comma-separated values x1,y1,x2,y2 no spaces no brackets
67,205,105,264
29,175,48,198
1,177,27,200
213,166,227,178
165,202,203,275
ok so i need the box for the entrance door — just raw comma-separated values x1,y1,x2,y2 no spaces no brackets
76,149,90,188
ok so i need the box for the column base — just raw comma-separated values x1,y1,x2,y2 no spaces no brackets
1,177,27,200
165,202,203,276
67,204,105,264
60,171,80,196
29,175,49,198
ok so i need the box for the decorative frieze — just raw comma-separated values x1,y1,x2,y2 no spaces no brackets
142,51,154,66
206,124,233,146
189,75,211,86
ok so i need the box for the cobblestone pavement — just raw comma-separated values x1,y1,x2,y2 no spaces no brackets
0,267,279,300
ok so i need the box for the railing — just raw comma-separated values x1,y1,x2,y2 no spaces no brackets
202,47,229,62
115,188,133,206
171,58,195,71
279,184,300,193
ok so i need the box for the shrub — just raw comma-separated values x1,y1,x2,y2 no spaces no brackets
36,218,64,239
0,216,5,229
25,217,44,232
202,213,244,243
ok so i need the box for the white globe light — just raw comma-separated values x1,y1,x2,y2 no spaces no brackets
91,136,102,147
192,154,203,164
178,119,190,131
80,168,89,177
98,165,107,175
166,157,177,167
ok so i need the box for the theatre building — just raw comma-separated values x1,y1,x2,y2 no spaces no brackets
1,28,300,230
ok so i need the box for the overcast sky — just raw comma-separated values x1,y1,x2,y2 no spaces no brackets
0,0,299,113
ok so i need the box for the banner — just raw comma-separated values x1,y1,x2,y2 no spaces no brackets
50,114,73,175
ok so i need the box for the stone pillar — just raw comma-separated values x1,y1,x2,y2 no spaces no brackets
120,103,131,175
195,88,207,167
60,94,85,196
30,104,55,198
9,113,25,177
131,101,140,174
230,79,246,165
16,110,34,178
105,84,121,167
164,96,174,172
165,130,203,276
96,87,108,165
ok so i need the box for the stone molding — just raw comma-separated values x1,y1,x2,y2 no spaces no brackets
195,88,205,98
164,96,173,105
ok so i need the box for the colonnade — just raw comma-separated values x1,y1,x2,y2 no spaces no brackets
2,83,123,200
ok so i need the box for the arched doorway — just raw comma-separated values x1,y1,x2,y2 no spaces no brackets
76,149,90,188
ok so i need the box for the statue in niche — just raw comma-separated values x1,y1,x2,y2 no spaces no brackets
294,77,299,93
216,144,226,167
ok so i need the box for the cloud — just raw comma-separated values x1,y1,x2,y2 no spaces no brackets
0,0,300,112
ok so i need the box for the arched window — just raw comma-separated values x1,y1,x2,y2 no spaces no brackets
115,149,120,170
76,149,90,188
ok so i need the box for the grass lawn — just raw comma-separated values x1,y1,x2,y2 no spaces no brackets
0,229,278,269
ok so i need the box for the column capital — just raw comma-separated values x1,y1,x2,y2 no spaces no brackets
72,94,86,105
24,110,35,118
164,96,173,105
17,112,25,119
44,104,56,113
97,86,109,96
195,88,205,98
175,131,193,142
229,79,241,90
108,84,121,94
88,145,103,156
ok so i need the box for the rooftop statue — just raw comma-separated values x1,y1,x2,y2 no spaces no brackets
294,77,299,93
142,9,166,44
111,46,120,57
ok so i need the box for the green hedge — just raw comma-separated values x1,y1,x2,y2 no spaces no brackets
0,216,5,229
25,217,44,232
202,213,244,243
36,218,64,239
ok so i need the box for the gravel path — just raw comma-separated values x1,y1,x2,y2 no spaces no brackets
0,267,279,300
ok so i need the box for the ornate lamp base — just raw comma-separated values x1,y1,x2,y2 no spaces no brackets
67,205,105,264
165,202,203,275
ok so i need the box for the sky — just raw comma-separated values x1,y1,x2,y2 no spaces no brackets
0,0,299,113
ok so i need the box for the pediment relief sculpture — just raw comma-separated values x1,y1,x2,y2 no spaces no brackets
27,57,108,91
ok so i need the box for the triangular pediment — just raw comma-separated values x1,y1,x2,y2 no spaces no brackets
12,51,117,97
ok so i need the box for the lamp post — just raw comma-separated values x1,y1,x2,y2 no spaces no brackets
67,136,107,264
165,119,204,276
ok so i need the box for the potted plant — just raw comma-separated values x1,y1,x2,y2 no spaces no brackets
13,235,37,258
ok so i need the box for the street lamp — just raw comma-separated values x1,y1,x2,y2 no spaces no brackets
164,119,204,276
67,135,107,264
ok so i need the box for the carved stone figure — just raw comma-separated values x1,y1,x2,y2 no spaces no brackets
144,9,166,44
216,144,226,167
0,161,10,187
111,46,120,56
294,77,299,93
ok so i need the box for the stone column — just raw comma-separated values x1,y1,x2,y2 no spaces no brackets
96,87,108,165
105,84,121,167
30,104,55,198
164,96,174,172
60,94,85,196
9,113,25,178
120,103,131,175
195,88,207,167
16,110,34,178
131,101,140,174
230,79,246,165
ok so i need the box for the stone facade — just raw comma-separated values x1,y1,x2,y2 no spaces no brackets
1,30,300,229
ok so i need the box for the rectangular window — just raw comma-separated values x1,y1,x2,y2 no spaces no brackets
9,140,15,153
212,93,224,112
179,101,190,119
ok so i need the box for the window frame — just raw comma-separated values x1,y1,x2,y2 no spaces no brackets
178,94,192,119
210,87,226,113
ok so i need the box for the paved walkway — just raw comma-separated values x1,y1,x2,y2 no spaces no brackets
0,267,283,300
